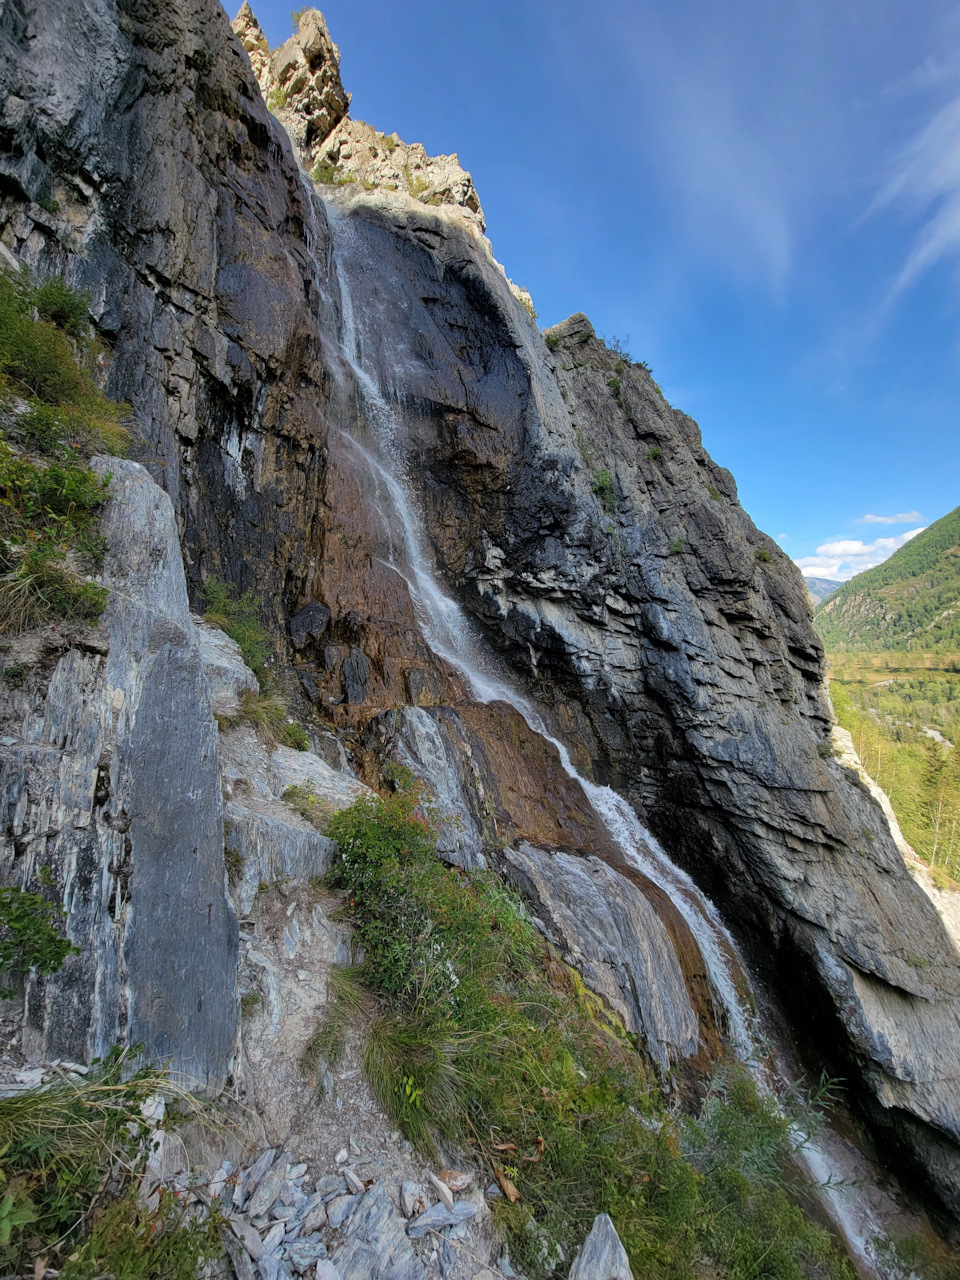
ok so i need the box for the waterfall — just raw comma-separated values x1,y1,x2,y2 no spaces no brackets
322,197,893,1277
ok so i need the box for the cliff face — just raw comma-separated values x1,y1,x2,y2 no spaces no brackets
0,0,959,1234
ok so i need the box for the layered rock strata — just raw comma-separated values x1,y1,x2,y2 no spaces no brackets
0,0,959,1229
0,460,237,1086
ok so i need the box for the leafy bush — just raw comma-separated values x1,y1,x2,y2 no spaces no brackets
201,578,270,673
0,1054,219,1274
755,547,773,563
545,334,560,351
0,875,77,997
31,276,90,337
670,538,687,554
591,468,616,510
607,377,621,394
316,771,854,1280
647,445,663,461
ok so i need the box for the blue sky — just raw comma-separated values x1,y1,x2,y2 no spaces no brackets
248,0,960,582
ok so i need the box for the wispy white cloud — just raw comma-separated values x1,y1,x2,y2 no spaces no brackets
876,83,960,296
859,510,923,524
794,527,925,582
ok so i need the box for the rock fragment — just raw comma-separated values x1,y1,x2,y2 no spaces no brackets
568,1212,634,1279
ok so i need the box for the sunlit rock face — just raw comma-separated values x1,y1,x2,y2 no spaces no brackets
0,0,958,1223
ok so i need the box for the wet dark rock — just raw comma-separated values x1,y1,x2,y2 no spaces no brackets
502,843,699,1070
290,602,332,650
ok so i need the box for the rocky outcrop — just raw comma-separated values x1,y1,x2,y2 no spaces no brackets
317,187,960,1211
232,8,485,233
3,0,960,1230
233,5,349,162
0,460,237,1086
503,843,699,1070
568,1213,634,1280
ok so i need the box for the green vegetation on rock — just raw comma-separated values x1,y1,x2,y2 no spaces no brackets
201,577,270,673
591,467,616,510
0,1055,221,1275
0,872,77,997
0,269,130,634
312,769,856,1280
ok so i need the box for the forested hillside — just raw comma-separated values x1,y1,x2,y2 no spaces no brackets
814,506,960,881
815,506,960,651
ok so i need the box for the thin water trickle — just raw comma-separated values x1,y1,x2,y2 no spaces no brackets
323,197,894,1275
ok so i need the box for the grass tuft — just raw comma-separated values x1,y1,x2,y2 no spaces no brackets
316,769,855,1280
218,691,310,751
0,1052,222,1274
282,783,333,831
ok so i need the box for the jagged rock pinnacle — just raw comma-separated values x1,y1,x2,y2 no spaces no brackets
232,6,485,232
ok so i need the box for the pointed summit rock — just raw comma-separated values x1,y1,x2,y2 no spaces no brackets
233,6,484,231
233,6,349,161
231,2,270,82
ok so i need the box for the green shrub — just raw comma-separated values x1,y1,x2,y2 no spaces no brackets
647,445,662,461
31,277,89,337
755,547,773,563
0,273,87,404
291,7,305,30
316,771,856,1280
0,877,77,997
670,538,687,554
0,1053,219,1274
678,1069,849,1280
383,133,397,153
61,1187,221,1280
545,334,559,351
707,485,724,501
312,162,339,185
591,468,616,510
267,84,290,112
607,377,621,394
200,578,270,673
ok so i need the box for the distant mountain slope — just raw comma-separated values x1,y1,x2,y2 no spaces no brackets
804,576,842,603
814,505,960,651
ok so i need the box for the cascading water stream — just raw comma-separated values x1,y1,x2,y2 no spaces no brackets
321,196,895,1276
